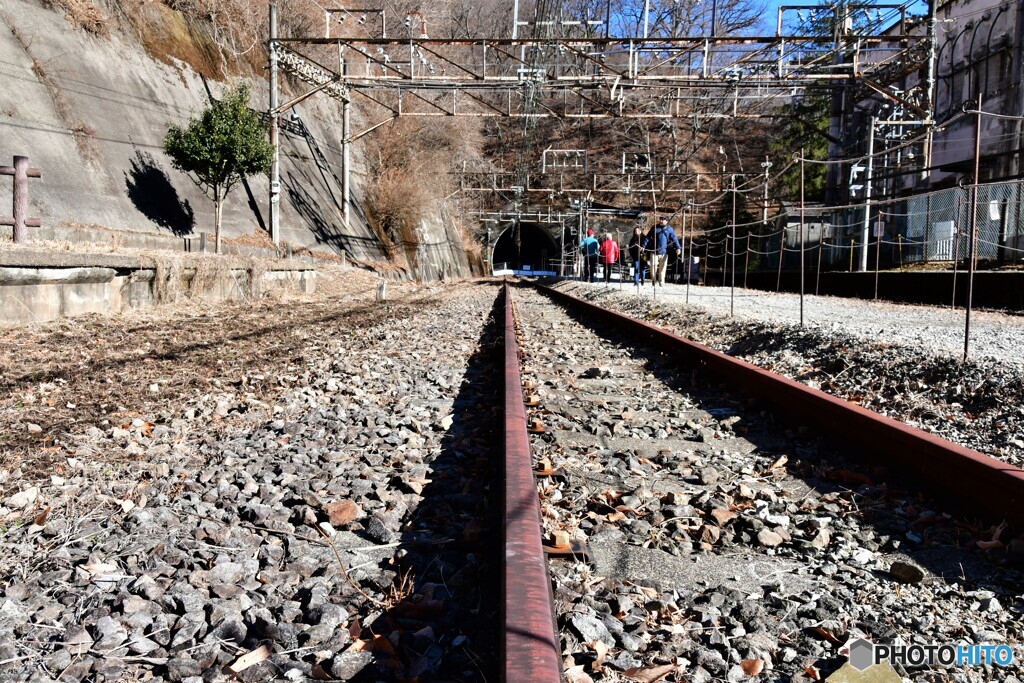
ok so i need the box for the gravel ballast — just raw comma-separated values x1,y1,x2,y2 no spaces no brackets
585,281,1024,369
514,285,1023,683
0,277,502,682
555,281,1024,468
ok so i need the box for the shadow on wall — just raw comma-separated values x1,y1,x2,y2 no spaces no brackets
124,149,195,236
283,171,345,251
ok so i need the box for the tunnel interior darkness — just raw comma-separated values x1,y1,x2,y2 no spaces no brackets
491,222,560,272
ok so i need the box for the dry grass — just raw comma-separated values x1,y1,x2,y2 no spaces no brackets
362,117,484,265
126,2,225,79
45,0,110,36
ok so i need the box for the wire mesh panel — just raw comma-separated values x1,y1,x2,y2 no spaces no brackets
902,182,1024,264
905,187,963,262
977,181,1024,262
756,179,1024,272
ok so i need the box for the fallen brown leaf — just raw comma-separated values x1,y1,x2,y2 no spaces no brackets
588,640,609,673
741,658,764,676
711,508,738,526
324,500,360,526
310,662,335,681
810,626,842,644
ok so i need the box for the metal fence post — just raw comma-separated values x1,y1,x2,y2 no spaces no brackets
799,151,805,327
12,156,28,244
1,155,42,243
964,96,983,362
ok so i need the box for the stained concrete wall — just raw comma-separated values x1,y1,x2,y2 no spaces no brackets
0,0,474,279
0,251,316,325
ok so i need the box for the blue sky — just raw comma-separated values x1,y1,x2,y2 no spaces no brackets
765,0,930,34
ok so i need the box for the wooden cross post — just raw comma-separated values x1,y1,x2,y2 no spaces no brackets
1,156,43,243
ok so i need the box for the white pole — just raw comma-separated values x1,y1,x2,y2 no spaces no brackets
342,97,351,228
269,2,280,246
860,116,876,272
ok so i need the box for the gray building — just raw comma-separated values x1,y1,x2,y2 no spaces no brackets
826,0,1024,264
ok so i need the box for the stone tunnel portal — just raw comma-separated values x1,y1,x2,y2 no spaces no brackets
490,223,560,274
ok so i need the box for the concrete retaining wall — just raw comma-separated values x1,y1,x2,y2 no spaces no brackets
0,252,316,325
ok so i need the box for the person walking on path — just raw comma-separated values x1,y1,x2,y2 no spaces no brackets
628,227,647,285
642,216,682,287
599,233,620,283
579,229,600,283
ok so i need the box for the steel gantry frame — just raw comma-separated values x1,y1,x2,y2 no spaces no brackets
265,1,936,246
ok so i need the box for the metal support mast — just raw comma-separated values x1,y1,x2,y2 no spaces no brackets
859,117,876,272
343,95,351,228
268,1,280,245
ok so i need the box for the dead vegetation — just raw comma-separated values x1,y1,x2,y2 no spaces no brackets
43,0,110,36
363,116,484,265
0,264,390,461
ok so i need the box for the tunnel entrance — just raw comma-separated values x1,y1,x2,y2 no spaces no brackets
491,223,559,274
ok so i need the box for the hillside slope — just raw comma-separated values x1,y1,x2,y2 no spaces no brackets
0,0,473,279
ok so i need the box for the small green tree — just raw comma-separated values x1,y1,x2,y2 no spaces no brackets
164,83,274,254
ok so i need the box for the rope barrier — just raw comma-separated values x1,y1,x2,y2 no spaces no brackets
977,237,1024,254
880,237,928,246
963,109,1024,122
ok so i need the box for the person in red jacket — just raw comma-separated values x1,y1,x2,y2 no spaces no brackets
599,233,620,283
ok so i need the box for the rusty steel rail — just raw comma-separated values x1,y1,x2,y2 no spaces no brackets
502,284,562,683
539,284,1024,530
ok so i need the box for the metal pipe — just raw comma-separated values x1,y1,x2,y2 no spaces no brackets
12,156,28,244
686,202,694,303
730,174,736,317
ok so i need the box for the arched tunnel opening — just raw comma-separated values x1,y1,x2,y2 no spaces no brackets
490,222,560,274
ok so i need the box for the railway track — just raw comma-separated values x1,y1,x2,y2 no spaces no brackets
2,280,1022,682
500,282,1024,682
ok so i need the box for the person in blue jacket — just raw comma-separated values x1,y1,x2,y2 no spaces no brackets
642,216,681,287
579,228,600,283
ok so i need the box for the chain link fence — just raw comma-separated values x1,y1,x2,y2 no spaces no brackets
903,181,1024,264
759,178,1024,271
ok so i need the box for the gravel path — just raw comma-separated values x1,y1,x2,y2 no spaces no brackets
0,277,502,682
555,282,1024,469
573,281,1024,370
515,286,1024,683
